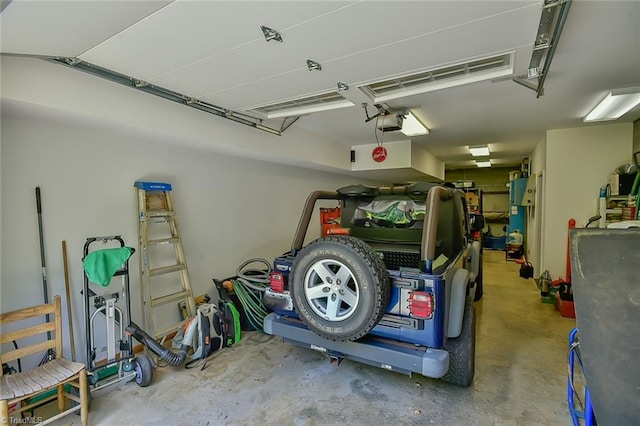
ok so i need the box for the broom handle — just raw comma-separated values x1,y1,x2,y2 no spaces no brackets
36,187,52,339
62,240,77,362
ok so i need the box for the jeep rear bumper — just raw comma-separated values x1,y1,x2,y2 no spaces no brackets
264,312,449,379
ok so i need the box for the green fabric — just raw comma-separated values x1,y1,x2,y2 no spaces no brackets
83,247,134,287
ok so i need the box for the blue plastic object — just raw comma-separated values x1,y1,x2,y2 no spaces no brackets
134,181,172,191
507,178,527,237
568,328,596,426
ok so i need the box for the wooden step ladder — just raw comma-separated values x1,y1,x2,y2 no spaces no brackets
135,181,196,341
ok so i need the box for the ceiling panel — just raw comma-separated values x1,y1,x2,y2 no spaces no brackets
79,1,356,80
2,0,638,171
196,8,538,111
0,0,173,57
148,1,538,102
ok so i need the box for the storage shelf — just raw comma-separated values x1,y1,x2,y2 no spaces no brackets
484,211,509,223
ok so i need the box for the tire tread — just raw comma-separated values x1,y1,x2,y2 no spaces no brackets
291,235,390,341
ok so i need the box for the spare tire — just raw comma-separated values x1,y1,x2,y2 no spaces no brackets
290,235,390,341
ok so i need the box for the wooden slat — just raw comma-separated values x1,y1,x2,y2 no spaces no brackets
20,370,45,393
11,373,35,396
149,263,186,276
0,339,56,364
151,290,191,307
0,375,16,399
0,296,89,425
0,358,81,396
40,361,68,382
147,210,175,218
57,358,85,375
0,322,56,344
148,237,179,246
3,374,25,398
0,302,55,324
28,366,57,388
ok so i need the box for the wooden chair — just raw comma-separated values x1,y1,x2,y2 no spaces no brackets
1,295,88,425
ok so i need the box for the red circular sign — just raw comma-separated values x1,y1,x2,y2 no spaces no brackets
372,146,387,162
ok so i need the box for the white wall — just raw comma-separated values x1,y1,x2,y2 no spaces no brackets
526,135,546,275
0,104,370,364
1,55,354,175
541,123,633,279
350,139,444,180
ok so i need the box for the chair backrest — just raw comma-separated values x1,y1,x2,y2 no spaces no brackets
0,295,62,377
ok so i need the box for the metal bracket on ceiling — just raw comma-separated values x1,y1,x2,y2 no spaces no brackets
45,56,293,136
306,59,322,71
362,102,416,124
513,0,572,98
362,102,387,123
279,116,300,133
261,26,283,43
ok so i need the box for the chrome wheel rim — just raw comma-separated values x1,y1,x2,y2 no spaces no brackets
304,259,360,321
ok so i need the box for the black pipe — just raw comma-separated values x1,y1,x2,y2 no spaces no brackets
126,322,188,366
35,187,55,364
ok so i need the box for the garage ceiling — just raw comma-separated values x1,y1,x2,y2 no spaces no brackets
1,0,639,169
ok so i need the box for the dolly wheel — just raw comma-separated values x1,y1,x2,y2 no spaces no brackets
134,354,154,387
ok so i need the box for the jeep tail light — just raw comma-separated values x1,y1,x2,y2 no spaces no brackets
409,291,434,319
270,272,285,293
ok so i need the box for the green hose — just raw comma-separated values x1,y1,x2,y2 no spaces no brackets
631,171,640,198
632,172,640,220
232,278,269,330
229,258,272,331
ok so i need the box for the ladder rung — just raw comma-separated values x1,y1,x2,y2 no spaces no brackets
154,319,190,340
150,264,186,276
148,237,180,246
147,210,175,218
151,290,193,307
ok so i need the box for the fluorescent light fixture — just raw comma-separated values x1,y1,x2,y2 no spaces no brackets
475,160,492,168
469,145,490,157
258,99,354,119
584,86,640,122
362,52,515,103
401,112,429,136
249,91,354,119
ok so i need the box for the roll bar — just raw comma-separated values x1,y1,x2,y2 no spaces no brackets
290,185,455,273
421,186,454,273
291,191,340,252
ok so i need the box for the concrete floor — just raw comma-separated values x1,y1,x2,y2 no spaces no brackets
49,250,577,425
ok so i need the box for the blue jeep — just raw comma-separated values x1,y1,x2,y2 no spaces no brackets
263,182,484,386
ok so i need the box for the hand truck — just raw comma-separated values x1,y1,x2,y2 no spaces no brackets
82,235,153,397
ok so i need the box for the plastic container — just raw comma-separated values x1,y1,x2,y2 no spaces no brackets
507,230,523,245
556,293,575,318
483,235,506,250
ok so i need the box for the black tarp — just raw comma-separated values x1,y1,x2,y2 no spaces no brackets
569,228,640,426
